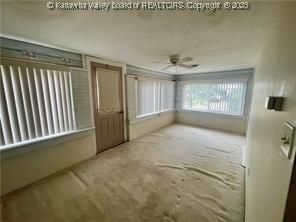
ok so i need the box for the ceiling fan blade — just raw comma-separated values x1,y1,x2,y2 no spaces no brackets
152,61,170,64
179,57,194,64
161,65,174,71
179,64,199,69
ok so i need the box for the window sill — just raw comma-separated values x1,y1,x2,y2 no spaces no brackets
176,109,247,119
0,127,95,160
130,109,175,124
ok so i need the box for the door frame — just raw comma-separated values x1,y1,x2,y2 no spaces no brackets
86,56,128,144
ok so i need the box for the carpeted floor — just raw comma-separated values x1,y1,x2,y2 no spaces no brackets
1,124,245,222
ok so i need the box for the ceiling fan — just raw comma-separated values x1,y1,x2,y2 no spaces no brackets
153,55,199,71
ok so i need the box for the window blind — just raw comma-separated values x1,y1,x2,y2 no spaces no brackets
71,68,92,130
136,79,160,117
181,79,247,115
160,82,175,112
0,58,75,147
135,77,175,118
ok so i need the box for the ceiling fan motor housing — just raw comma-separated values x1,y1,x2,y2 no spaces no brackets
170,55,180,65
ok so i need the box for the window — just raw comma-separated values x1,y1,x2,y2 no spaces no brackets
182,80,247,115
136,79,159,117
136,78,174,118
160,82,175,112
0,58,92,148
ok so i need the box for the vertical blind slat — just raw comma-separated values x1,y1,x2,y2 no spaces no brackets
234,83,238,113
154,82,157,113
234,83,239,114
223,83,227,111
42,69,54,134
218,83,222,111
240,83,246,115
0,118,4,146
0,67,13,145
54,71,64,132
35,68,48,136
19,66,35,139
2,65,21,143
64,72,73,130
59,71,68,131
11,66,28,141
69,72,75,130
47,70,59,134
27,67,41,137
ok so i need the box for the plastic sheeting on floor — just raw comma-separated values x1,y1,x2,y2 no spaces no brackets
1,124,245,222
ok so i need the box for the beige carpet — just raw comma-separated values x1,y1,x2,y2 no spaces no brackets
1,124,245,222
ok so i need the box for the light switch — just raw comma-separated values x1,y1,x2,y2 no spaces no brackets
281,122,295,159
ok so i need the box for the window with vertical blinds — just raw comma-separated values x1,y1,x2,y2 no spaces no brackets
0,58,92,148
160,82,175,112
136,79,160,117
136,78,175,118
182,80,247,115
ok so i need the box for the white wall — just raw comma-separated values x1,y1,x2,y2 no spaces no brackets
1,133,96,195
129,112,175,140
245,2,296,222
176,111,247,134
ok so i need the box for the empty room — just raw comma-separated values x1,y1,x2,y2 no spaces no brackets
0,1,295,222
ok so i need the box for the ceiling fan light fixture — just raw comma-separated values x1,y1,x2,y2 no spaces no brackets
157,55,199,72
153,55,199,72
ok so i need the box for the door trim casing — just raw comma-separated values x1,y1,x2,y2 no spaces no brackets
85,56,128,145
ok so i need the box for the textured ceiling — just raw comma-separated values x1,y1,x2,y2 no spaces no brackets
1,1,275,74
